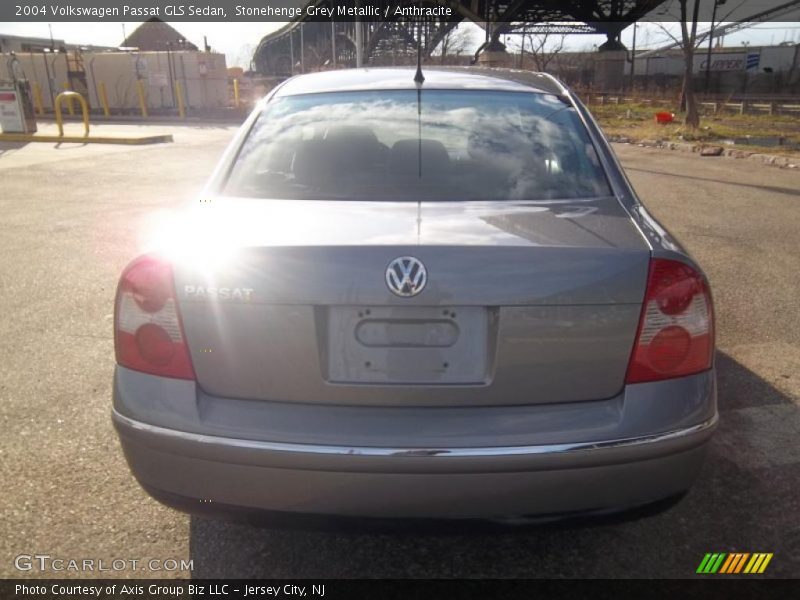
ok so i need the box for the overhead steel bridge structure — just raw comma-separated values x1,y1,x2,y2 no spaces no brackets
253,0,670,76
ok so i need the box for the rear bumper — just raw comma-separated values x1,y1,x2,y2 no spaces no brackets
113,408,716,520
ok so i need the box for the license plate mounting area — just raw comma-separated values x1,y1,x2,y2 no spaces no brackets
325,306,490,385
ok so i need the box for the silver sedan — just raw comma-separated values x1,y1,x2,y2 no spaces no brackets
112,67,717,524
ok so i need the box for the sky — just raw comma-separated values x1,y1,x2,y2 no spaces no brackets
0,22,284,68
1,21,798,69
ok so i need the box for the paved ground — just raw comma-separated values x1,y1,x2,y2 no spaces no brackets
0,121,177,145
1,128,798,579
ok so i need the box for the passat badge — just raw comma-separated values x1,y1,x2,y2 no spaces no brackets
386,257,427,297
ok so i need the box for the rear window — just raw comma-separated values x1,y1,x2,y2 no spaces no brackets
224,89,611,201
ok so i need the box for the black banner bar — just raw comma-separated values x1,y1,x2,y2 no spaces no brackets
4,0,800,23
2,579,798,600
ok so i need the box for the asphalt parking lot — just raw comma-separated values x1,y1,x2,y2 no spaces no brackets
1,126,798,579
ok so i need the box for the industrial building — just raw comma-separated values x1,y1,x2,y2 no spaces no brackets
0,20,229,115
627,44,800,95
0,33,67,54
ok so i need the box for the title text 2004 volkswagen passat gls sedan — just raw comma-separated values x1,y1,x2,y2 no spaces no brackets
112,68,717,524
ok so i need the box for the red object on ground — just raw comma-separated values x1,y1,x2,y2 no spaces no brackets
655,111,675,124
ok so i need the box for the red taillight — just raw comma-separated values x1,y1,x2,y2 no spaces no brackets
626,258,714,384
114,255,195,380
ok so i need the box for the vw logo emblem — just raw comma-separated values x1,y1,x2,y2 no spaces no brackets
386,256,427,297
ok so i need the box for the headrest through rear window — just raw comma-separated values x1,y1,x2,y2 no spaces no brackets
389,139,450,180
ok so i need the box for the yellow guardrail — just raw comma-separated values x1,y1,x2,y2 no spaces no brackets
61,83,75,116
175,80,186,119
136,79,148,118
54,91,89,137
32,82,44,115
98,81,110,117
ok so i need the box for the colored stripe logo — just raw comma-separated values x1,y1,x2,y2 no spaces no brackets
746,53,761,71
697,553,773,574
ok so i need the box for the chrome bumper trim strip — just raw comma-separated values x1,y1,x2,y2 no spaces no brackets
113,410,717,459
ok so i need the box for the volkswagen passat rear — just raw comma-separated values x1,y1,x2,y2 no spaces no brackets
112,68,717,523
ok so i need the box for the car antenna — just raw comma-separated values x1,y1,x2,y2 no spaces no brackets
414,14,424,244
413,16,425,178
414,7,425,84
416,77,423,180
414,40,425,84
415,71,423,241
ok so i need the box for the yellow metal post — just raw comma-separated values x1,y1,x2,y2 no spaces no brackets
175,80,186,119
233,78,240,108
98,81,110,117
136,79,148,118
54,91,90,137
62,82,75,115
32,82,44,115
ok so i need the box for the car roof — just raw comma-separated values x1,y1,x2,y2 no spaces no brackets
272,67,567,98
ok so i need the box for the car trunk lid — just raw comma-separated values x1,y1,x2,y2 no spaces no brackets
170,197,650,406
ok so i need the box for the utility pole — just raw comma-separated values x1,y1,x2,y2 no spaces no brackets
331,22,337,68
355,15,363,67
705,0,726,94
629,22,637,91
289,29,294,76
742,40,750,96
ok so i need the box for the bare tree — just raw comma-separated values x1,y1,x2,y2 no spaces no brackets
655,0,746,129
672,0,702,128
231,43,256,71
435,26,472,63
521,31,567,72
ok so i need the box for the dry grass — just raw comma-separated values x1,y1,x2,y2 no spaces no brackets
589,102,800,157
